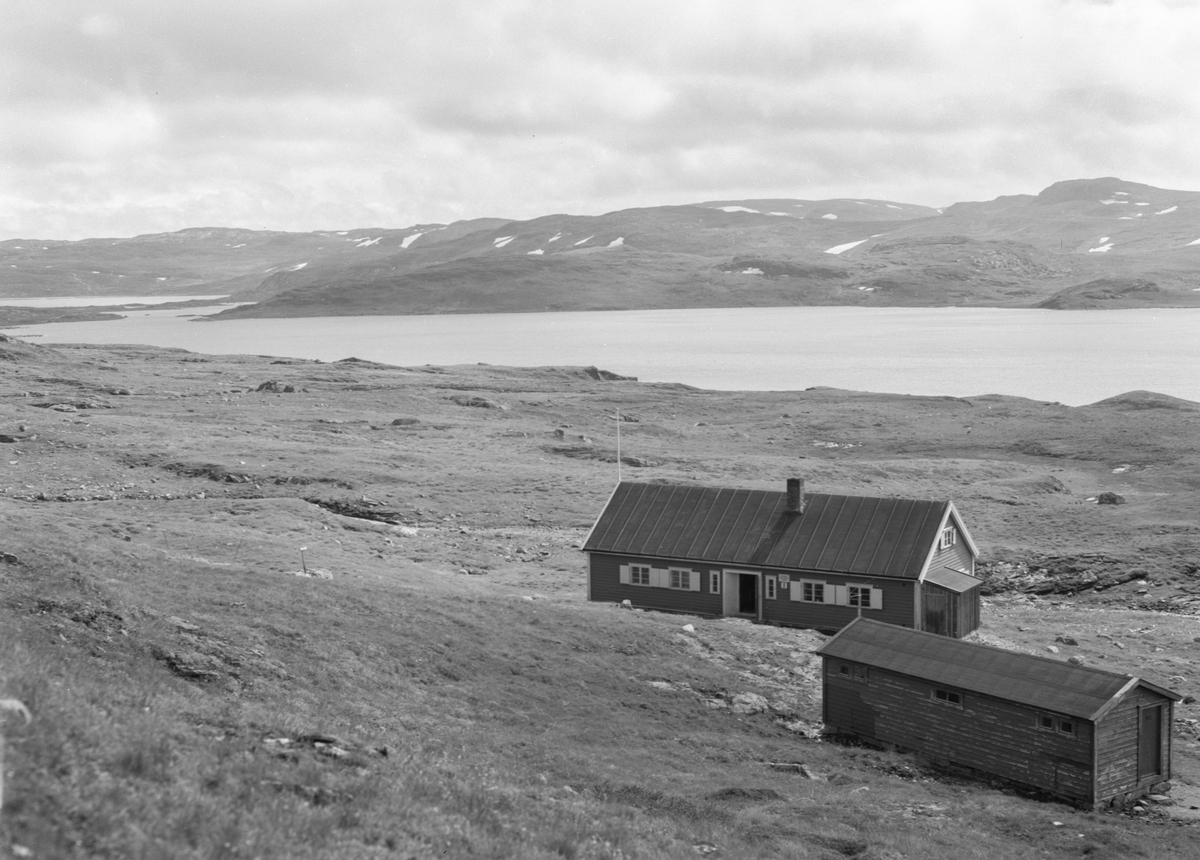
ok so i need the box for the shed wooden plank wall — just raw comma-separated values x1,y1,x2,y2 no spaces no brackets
588,553,724,616
1094,686,1172,803
823,658,1095,804
921,584,981,638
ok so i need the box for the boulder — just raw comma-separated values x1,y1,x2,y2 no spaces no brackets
731,692,770,715
391,417,420,426
1097,492,1126,505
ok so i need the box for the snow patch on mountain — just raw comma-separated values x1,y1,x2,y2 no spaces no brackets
608,237,624,247
574,236,594,246
1155,206,1178,215
1187,237,1200,246
401,232,423,249
527,249,544,255
821,213,838,220
548,233,562,242
825,239,868,255
356,237,381,248
1088,243,1113,253
493,236,514,248
719,206,759,214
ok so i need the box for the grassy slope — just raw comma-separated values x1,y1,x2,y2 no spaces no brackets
2,340,1200,858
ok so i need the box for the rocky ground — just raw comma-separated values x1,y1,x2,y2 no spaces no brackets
2,332,1200,856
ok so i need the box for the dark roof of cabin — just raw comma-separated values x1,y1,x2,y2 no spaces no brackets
817,618,1180,720
583,482,953,579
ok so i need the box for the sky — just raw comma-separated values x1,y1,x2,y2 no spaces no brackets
3,0,1199,240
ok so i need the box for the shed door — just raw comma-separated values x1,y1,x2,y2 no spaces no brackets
1139,705,1163,780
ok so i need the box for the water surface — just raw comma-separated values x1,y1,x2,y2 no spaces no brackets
3,305,1198,406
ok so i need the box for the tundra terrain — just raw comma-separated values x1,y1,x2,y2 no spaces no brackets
2,333,1200,858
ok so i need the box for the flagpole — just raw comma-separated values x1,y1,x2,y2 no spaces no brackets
616,407,621,483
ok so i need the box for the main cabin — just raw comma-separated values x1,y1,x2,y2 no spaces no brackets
817,618,1180,808
583,479,983,637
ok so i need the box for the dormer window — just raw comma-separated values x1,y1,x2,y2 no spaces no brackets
940,527,956,550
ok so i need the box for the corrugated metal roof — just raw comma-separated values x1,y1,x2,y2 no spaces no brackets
583,482,950,579
925,567,983,594
816,618,1178,719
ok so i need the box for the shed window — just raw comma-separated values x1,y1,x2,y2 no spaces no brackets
940,527,957,549
799,581,824,602
709,571,721,594
837,663,868,682
630,565,651,586
765,576,777,600
1037,714,1075,736
932,688,963,708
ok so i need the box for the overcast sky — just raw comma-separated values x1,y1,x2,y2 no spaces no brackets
3,0,1198,240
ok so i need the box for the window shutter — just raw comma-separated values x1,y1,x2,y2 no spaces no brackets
651,568,669,588
870,587,883,610
833,585,848,606
689,571,701,591
619,564,631,585
790,585,804,602
710,572,721,594
823,584,837,605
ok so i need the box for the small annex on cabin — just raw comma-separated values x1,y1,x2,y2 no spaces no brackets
582,478,983,637
817,618,1181,808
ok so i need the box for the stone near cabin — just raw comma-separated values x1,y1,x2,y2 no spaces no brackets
1056,635,1079,646
1097,492,1126,505
731,692,769,715
391,417,420,426
450,394,506,410
0,435,16,443
1068,656,1086,666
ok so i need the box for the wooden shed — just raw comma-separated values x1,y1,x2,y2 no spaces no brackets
583,478,983,637
817,618,1181,808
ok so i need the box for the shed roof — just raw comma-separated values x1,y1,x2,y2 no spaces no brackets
817,618,1180,720
583,481,960,579
925,567,983,594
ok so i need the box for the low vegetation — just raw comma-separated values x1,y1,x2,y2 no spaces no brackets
2,338,1198,857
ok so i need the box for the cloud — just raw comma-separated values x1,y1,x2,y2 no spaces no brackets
2,0,1200,239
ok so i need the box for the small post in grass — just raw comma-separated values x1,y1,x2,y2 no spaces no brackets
300,546,308,575
0,698,32,814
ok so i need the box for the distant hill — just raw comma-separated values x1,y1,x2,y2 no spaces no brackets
4,178,1200,317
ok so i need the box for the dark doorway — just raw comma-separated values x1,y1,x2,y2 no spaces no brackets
1139,705,1163,780
738,574,757,615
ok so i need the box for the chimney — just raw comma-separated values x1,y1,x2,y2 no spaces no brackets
786,478,805,514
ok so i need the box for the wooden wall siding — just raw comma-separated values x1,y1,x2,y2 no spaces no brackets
767,574,915,632
929,538,974,576
921,584,981,638
588,553,724,616
823,659,1096,804
1094,685,1173,802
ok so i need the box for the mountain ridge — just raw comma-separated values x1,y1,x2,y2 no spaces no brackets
4,178,1200,317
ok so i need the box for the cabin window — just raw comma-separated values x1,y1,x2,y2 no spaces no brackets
669,569,691,589
801,581,824,602
932,688,963,708
1039,715,1054,731
940,527,957,550
765,576,777,600
1059,720,1075,736
848,586,869,608
630,565,651,586
709,572,721,594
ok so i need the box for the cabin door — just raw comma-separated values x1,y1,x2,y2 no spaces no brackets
738,574,758,615
1139,705,1163,780
723,571,759,618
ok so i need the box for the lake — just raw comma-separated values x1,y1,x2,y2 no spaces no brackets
3,303,1198,406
